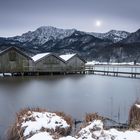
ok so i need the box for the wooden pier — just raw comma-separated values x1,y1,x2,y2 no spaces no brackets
85,65,140,78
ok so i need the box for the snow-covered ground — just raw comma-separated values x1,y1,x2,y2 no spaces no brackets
0,73,12,77
21,111,140,140
0,73,3,77
21,111,70,138
75,120,140,140
26,119,140,140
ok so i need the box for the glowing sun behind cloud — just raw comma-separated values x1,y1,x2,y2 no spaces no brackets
95,20,102,27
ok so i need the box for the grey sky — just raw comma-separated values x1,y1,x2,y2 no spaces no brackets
0,0,140,37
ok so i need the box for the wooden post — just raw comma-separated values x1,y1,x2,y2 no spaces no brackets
12,73,14,77
114,72,116,76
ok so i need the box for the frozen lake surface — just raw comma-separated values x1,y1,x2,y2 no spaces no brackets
0,75,140,139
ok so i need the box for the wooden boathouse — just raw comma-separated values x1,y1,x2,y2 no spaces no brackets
0,47,33,75
0,47,86,76
32,53,66,73
0,47,140,78
59,54,86,73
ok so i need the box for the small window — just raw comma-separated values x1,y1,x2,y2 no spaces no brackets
9,51,16,61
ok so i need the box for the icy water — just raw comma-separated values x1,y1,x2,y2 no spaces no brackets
0,75,140,139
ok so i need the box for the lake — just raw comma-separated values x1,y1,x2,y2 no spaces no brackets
0,75,140,139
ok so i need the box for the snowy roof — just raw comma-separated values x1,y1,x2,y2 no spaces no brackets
59,54,76,61
0,47,32,60
32,53,50,62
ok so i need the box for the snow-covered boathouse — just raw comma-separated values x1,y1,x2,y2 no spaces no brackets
32,53,66,73
0,47,33,74
0,47,86,75
59,54,86,73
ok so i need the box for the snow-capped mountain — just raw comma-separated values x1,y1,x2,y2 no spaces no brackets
90,30,130,43
1,26,140,62
11,26,130,46
121,29,140,43
12,26,76,45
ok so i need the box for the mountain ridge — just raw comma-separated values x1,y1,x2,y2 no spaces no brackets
10,26,130,44
90,30,130,43
0,26,140,62
121,29,140,43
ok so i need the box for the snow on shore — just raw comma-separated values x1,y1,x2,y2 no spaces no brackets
24,116,140,140
135,103,140,108
27,132,54,140
0,73,12,77
75,120,140,140
21,111,70,138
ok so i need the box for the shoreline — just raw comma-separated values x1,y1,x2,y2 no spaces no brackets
7,103,140,140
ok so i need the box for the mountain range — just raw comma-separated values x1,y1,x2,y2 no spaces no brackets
0,26,140,62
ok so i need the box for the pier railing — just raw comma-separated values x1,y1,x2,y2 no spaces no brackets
85,64,140,78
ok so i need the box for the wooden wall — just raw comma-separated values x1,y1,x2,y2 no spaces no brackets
66,56,85,72
33,55,66,72
0,48,86,73
0,49,32,73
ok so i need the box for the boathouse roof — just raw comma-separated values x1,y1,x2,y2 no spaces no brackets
32,53,50,62
59,54,76,61
60,54,86,63
32,53,66,63
0,46,32,60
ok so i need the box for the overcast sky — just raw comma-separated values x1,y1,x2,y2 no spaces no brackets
0,0,140,37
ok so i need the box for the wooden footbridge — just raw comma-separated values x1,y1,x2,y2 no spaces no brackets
85,65,140,78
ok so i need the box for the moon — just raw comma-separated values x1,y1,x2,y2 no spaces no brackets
95,20,102,27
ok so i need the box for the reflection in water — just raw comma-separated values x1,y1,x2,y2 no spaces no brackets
0,75,140,139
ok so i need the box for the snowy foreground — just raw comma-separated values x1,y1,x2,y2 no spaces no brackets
21,111,140,140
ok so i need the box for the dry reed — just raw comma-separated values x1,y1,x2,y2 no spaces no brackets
129,101,140,129
85,113,104,123
7,108,73,140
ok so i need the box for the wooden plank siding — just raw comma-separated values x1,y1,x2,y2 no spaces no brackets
0,47,33,73
33,54,66,72
0,47,86,74
60,54,86,73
